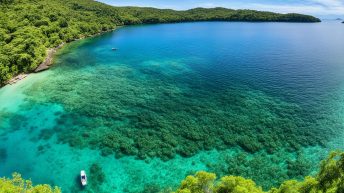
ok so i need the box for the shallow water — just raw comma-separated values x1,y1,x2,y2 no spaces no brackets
0,22,344,192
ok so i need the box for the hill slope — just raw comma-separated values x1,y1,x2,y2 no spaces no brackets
0,0,320,85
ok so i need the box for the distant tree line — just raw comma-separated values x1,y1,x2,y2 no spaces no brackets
0,0,320,85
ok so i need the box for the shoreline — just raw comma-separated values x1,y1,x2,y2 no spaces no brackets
3,28,118,87
1,18,323,88
34,43,65,72
33,27,119,72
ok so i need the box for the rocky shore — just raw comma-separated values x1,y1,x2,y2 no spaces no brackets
34,28,117,73
35,43,65,72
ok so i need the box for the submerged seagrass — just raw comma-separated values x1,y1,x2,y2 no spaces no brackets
0,22,344,192
22,23,343,160
27,63,328,160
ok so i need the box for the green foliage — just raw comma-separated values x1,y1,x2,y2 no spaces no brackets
175,151,344,193
0,0,320,85
177,171,217,193
0,173,61,193
316,151,344,193
175,171,264,193
0,0,14,4
215,176,264,193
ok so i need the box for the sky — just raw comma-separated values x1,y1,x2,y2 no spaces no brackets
98,0,344,18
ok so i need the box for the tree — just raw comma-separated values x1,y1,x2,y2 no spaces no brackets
0,0,14,4
0,173,61,193
176,171,216,193
316,151,344,193
215,176,264,193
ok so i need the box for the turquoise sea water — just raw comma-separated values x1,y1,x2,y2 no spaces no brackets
0,22,344,192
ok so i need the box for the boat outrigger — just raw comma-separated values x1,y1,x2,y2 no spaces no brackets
80,170,87,186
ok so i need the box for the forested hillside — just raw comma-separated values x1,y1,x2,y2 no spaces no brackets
0,0,320,85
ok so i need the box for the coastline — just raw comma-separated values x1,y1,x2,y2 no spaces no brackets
1,17,323,88
34,43,65,72
3,28,118,87
33,27,119,72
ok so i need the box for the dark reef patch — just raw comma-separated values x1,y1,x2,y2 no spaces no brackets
88,163,106,193
69,163,107,193
0,111,27,134
0,148,7,162
90,163,106,185
140,184,163,193
36,144,52,155
38,129,55,140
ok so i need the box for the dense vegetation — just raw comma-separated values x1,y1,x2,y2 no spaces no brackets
175,151,344,193
0,0,320,85
0,173,61,193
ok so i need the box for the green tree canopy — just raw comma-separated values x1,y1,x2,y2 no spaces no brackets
0,173,61,193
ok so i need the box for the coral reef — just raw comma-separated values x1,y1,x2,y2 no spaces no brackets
0,148,7,162
90,163,106,186
26,60,336,162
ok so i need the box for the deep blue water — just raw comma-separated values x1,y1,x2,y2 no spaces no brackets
0,22,343,193
88,22,344,107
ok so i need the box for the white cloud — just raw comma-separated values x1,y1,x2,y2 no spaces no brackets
310,0,344,7
247,3,344,15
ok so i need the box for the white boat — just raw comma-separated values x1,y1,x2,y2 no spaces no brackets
80,170,87,186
